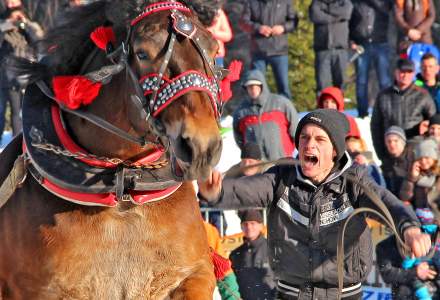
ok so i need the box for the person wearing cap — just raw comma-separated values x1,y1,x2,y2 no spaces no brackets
427,114,440,144
380,126,414,198
233,69,299,161
230,209,276,300
376,208,440,300
400,138,440,208
371,58,436,163
199,108,431,300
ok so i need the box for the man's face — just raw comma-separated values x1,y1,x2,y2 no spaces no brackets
241,221,263,241
395,69,415,90
246,84,262,100
240,158,261,176
385,134,405,157
421,58,439,83
321,97,338,110
298,124,336,184
429,124,440,142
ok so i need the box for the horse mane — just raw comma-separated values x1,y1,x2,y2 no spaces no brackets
7,0,219,83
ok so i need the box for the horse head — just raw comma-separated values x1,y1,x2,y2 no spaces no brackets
19,1,224,181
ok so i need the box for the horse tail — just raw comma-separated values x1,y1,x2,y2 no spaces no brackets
5,56,50,86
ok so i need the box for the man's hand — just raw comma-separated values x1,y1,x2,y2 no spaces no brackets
408,28,422,41
404,226,431,257
271,25,284,36
259,25,272,37
197,170,223,202
416,261,437,280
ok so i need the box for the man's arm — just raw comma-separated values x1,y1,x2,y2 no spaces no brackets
422,91,437,119
283,0,298,33
415,0,436,33
198,168,280,209
309,0,339,24
327,0,353,21
394,3,412,32
241,0,262,34
354,167,431,257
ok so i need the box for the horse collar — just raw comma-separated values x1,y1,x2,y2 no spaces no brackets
22,84,182,207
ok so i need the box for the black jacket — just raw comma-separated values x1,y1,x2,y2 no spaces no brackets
381,146,414,198
230,235,276,300
376,235,440,300
241,0,298,57
206,154,420,287
349,0,392,44
309,0,353,51
371,84,436,161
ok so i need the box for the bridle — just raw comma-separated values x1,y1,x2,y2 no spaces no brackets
37,1,224,147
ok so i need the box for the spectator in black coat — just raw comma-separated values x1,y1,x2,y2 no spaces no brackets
241,0,298,100
309,0,353,94
349,0,392,118
230,209,276,300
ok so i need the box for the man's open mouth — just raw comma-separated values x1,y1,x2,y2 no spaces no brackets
304,154,319,165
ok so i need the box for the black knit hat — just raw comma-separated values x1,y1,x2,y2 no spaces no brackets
241,142,262,160
429,114,440,126
295,109,349,161
238,209,263,223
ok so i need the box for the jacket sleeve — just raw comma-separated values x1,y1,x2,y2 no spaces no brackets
376,238,419,285
422,92,437,119
394,3,412,32
232,111,244,150
371,95,386,161
208,167,280,209
283,0,298,33
353,166,420,235
310,0,353,24
241,0,261,34
415,0,436,34
309,0,337,24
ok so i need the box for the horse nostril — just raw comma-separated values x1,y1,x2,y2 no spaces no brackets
174,136,193,163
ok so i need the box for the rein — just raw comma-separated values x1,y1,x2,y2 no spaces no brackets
227,158,439,299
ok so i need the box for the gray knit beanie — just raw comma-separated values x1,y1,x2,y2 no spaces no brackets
414,139,439,160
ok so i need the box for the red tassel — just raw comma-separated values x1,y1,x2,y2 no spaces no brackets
211,250,232,280
220,60,243,103
52,76,102,109
90,26,116,51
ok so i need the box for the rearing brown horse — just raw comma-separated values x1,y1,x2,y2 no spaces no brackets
0,1,224,299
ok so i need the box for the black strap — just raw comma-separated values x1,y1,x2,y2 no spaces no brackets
35,80,148,146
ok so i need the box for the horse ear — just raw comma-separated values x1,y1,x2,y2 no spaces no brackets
104,0,140,26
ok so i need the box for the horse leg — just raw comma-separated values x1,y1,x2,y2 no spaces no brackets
169,262,216,300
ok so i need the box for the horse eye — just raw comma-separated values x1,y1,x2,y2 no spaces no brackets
136,51,149,60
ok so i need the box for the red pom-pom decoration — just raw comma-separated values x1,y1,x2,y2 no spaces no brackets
52,76,103,109
90,26,116,51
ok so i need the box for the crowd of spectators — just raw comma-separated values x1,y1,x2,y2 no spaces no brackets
2,0,440,299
